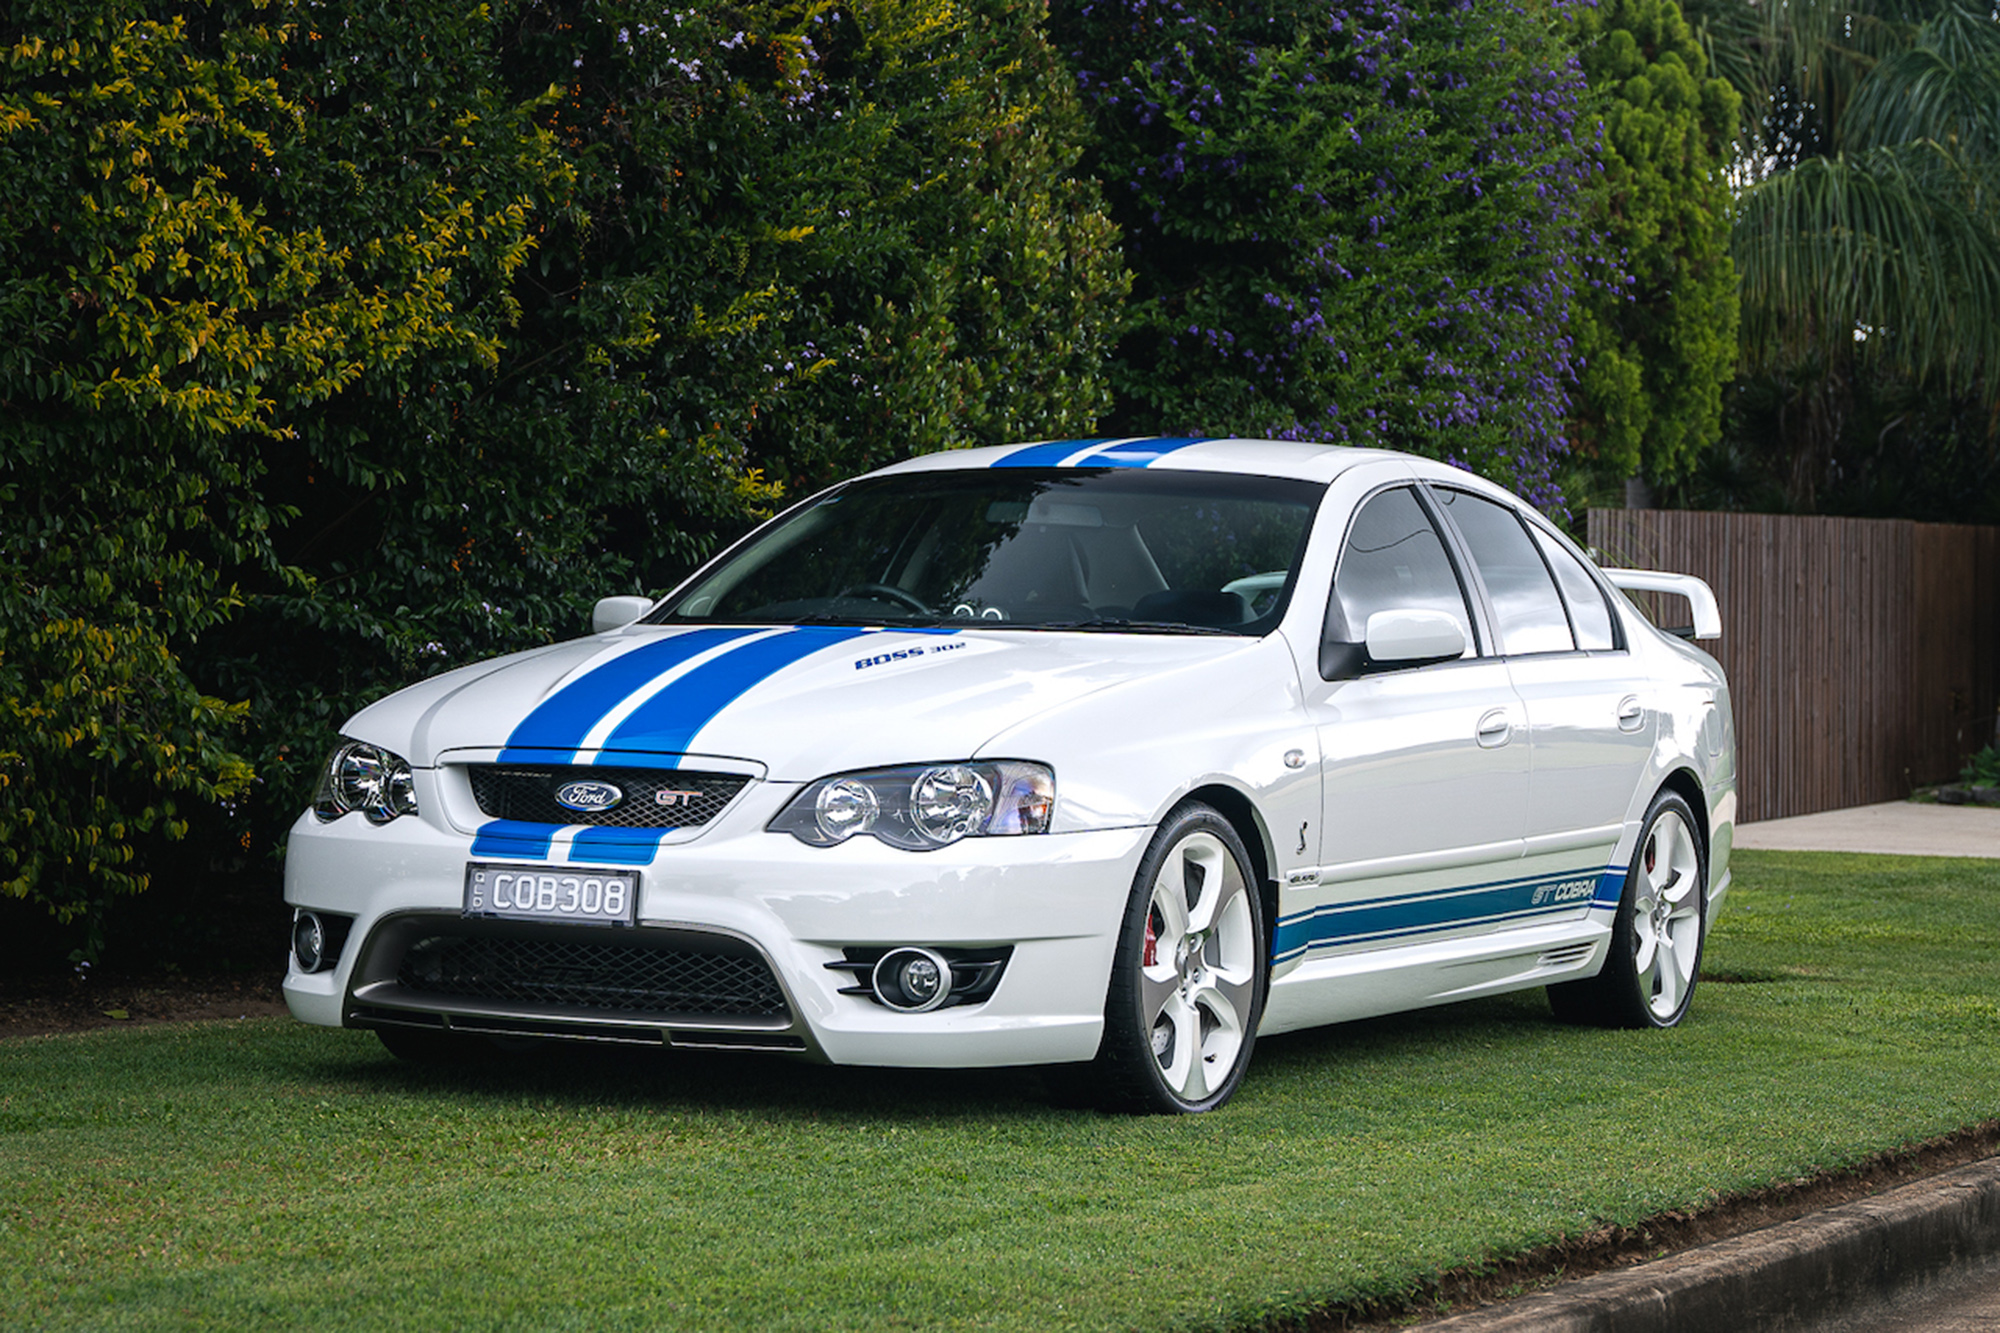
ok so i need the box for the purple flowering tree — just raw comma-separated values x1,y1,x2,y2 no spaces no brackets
1052,0,1606,509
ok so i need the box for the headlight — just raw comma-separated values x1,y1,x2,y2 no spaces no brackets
769,761,1054,850
313,740,419,825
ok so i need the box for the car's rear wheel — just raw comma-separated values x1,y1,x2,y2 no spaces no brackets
1079,802,1266,1113
1549,790,1706,1029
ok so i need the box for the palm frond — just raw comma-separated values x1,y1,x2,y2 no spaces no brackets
1735,145,2000,388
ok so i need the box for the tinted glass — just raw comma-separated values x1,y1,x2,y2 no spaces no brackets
1531,526,1617,651
1330,486,1475,650
654,469,1322,634
1434,489,1574,655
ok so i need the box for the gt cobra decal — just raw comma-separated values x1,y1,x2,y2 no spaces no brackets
988,437,1214,469
1272,867,1627,962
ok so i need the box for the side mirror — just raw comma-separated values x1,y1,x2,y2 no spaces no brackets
592,596,653,633
1364,608,1467,665
1319,607,1468,679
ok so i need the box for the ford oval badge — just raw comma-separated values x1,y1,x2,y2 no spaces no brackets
554,780,624,812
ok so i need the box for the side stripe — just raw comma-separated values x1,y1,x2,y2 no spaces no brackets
1274,866,1622,962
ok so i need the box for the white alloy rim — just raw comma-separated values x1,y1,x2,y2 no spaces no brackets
1632,810,1702,1021
1139,830,1256,1103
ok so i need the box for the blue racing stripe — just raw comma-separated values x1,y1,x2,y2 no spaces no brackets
1084,436,1212,467
599,626,871,758
567,826,673,866
989,438,1113,468
498,627,762,762
1274,866,1620,961
470,820,561,861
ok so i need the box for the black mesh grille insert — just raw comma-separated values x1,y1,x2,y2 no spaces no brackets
467,766,748,829
396,933,789,1019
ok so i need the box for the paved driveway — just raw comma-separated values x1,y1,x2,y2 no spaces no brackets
1734,801,2000,858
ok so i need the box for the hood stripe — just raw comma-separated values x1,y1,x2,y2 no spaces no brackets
498,627,762,761
599,625,872,761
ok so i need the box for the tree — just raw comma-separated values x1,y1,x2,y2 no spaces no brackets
1566,0,1740,497
1689,0,2000,509
1050,0,1604,509
1,0,1126,953
0,3,554,942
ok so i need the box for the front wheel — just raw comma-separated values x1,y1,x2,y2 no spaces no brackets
1549,790,1706,1029
1079,802,1267,1113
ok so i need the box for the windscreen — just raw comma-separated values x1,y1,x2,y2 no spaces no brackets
651,468,1324,635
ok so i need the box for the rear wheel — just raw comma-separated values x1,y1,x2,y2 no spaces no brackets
1549,790,1706,1029
1081,802,1267,1113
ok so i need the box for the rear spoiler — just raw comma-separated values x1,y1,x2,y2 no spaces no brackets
1602,569,1722,641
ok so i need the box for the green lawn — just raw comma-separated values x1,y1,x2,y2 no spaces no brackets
5,850,1998,1331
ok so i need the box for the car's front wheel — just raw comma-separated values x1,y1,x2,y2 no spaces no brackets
1079,802,1266,1113
1549,789,1706,1029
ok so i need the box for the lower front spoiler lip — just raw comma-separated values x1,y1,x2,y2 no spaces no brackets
348,997,817,1054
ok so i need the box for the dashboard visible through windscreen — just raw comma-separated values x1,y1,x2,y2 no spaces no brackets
652,468,1324,634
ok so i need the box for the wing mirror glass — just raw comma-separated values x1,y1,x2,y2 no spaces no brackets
592,596,653,633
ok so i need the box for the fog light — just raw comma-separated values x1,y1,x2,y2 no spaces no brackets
292,911,328,973
872,947,953,1013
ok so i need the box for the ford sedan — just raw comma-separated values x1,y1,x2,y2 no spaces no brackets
284,437,1736,1112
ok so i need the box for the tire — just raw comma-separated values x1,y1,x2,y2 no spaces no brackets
1549,789,1706,1029
1079,802,1267,1113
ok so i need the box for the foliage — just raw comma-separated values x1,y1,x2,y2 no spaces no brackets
1963,744,2000,787
1565,0,1740,492
1051,0,1604,509
0,0,1125,944
6,851,2000,1328
1684,0,2000,510
0,4,548,935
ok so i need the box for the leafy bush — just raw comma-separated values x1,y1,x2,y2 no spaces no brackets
1963,744,2000,788
1565,0,1740,492
0,0,1124,953
1051,0,1604,508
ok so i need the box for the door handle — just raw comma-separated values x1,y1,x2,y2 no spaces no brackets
1617,695,1645,733
1476,708,1512,748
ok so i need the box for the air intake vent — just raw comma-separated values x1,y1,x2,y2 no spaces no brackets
396,933,789,1020
468,766,748,829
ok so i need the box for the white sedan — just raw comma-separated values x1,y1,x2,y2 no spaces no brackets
284,437,1736,1113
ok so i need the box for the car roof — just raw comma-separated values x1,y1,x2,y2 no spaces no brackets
872,436,1439,486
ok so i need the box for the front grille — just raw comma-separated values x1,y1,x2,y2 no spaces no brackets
396,933,789,1020
468,766,748,829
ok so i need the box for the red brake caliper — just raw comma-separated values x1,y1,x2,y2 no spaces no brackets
1142,909,1159,968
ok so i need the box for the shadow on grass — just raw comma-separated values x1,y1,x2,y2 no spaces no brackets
304,988,1592,1123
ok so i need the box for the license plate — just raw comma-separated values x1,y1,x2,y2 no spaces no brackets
463,863,638,926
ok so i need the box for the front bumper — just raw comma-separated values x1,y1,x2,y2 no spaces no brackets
282,794,1150,1068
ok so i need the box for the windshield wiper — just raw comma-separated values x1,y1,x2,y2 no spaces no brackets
1031,616,1237,636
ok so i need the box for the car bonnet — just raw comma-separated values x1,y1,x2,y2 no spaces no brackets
344,623,1249,780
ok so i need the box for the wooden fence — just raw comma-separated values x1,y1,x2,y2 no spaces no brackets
1586,509,2000,824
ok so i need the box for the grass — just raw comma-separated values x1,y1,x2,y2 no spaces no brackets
4,849,1999,1331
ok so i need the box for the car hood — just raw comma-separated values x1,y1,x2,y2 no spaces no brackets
345,624,1253,779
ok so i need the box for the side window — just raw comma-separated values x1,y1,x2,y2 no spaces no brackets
1327,486,1477,659
1433,489,1575,655
1530,526,1618,651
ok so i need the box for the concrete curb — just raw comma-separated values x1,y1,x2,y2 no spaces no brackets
1427,1158,2000,1331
